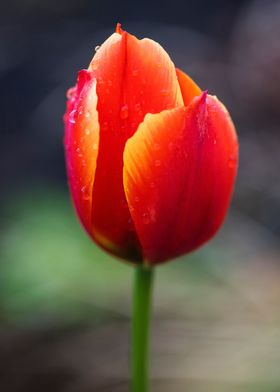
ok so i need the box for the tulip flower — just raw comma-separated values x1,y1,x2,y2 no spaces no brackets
64,24,238,265
64,24,238,392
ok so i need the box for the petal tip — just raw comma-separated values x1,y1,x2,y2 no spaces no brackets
201,90,208,102
116,23,123,34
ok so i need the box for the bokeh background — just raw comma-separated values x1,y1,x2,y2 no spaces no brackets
1,0,280,391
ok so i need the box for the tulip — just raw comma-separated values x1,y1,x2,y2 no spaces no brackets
64,24,238,265
64,24,238,392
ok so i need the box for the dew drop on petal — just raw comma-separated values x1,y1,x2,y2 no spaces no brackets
92,60,99,70
85,128,90,135
132,69,139,76
81,185,91,200
134,196,140,203
95,45,100,52
66,87,75,100
228,154,237,168
69,109,76,124
76,148,83,158
142,212,151,225
120,104,129,119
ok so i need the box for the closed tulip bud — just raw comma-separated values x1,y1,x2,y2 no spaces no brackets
64,24,238,265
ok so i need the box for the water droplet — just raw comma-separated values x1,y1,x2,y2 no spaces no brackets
120,104,129,119
134,103,141,111
92,62,98,70
95,45,100,52
69,109,76,124
85,129,90,135
78,108,83,115
213,139,217,145
228,154,237,168
103,121,108,130
66,87,75,100
155,160,161,167
81,185,90,200
142,212,150,225
132,69,139,76
156,62,162,68
85,111,90,118
108,80,113,87
150,182,155,189
76,147,82,157
134,196,140,203
93,143,98,150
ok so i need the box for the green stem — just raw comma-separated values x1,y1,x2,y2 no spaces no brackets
131,265,154,392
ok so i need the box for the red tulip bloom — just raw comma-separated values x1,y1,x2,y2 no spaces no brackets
64,24,238,265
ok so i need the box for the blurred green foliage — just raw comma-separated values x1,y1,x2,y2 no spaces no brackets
0,187,131,324
0,185,229,326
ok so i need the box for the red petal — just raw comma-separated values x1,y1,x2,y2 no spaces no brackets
64,70,99,237
123,93,238,264
86,31,183,260
176,67,202,106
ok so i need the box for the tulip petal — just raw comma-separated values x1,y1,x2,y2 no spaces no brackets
85,30,183,260
123,93,238,264
64,70,99,237
176,67,202,106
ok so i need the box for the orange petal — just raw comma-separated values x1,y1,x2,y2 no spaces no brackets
123,93,238,264
64,70,99,237
85,30,183,260
176,67,201,106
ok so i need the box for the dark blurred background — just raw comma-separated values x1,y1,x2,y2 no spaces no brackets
1,0,280,391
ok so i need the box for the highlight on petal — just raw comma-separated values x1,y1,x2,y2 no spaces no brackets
84,28,184,260
64,70,99,237
176,67,202,106
123,93,238,264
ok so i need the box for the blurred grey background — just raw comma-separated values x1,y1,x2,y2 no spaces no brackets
1,0,280,391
